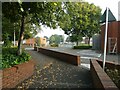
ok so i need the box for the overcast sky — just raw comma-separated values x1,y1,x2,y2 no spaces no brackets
36,0,120,38
85,0,119,20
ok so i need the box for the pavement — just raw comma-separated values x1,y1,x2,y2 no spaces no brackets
16,46,119,89
16,48,93,89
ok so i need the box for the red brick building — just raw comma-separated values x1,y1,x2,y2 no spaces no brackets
101,21,120,53
24,37,46,47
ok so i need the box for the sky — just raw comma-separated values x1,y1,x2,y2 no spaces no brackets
85,0,119,20
36,0,120,39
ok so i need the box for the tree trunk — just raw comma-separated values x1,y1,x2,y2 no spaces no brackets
76,41,79,46
17,15,25,55
88,37,91,46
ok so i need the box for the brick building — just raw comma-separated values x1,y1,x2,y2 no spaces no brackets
101,21,120,53
24,37,46,47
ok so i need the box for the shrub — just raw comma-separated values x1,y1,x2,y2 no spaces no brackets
3,40,12,47
2,47,17,54
1,47,31,69
50,43,58,47
73,46,92,49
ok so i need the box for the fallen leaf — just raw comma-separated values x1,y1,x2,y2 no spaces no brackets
43,78,48,80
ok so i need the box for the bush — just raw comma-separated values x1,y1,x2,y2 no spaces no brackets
2,47,17,55
50,43,58,47
73,46,92,49
1,47,31,69
3,40,12,47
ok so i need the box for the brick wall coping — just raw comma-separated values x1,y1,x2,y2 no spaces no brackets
90,60,119,90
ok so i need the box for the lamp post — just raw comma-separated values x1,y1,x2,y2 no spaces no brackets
103,7,109,70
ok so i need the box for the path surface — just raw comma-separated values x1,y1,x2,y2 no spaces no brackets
16,49,93,89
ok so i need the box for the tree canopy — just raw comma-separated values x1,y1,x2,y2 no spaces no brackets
2,2,62,55
49,34,64,45
2,1,101,53
58,2,101,45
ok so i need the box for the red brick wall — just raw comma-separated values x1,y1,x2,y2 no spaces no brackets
101,21,119,53
90,60,119,89
35,47,80,66
1,60,35,89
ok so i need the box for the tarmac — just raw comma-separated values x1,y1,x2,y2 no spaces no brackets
16,46,119,89
16,48,93,89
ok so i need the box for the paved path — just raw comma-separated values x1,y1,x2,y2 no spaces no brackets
16,49,93,89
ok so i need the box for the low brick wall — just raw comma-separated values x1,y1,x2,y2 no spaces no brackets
1,60,35,89
36,47,80,66
90,60,119,90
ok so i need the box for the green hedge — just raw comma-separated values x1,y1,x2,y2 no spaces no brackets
1,47,31,69
73,46,92,49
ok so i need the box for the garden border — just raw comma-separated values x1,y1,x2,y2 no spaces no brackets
90,59,119,90
96,59,120,71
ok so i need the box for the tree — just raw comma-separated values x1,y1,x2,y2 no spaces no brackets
70,34,83,45
2,17,20,47
66,35,82,45
49,34,63,45
66,36,71,43
2,17,38,45
49,35,56,44
2,2,62,55
58,2,101,46
59,35,64,43
82,3,101,45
